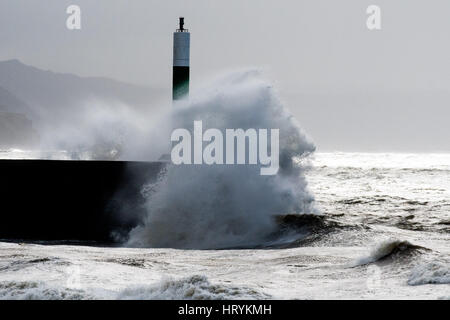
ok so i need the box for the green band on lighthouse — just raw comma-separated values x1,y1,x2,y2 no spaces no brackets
173,18,190,101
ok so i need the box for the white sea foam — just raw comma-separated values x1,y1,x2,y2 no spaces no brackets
311,152,450,171
0,276,267,300
0,281,89,300
127,70,316,249
117,275,268,300
408,261,450,286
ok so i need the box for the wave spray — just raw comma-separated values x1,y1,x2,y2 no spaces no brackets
127,70,317,249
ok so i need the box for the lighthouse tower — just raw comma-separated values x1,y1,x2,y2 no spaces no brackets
172,17,190,101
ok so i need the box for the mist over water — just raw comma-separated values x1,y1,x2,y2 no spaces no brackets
23,97,170,161
127,70,317,249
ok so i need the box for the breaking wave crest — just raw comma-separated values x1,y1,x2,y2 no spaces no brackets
351,239,428,266
126,70,316,249
117,275,268,300
0,276,268,300
0,281,89,300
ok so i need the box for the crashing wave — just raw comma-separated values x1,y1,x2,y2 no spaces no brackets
117,275,269,300
0,281,89,300
126,70,316,249
351,239,428,266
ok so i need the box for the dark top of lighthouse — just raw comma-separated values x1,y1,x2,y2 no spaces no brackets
176,17,188,32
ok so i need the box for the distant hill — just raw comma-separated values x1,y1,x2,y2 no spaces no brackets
0,59,168,152
0,87,38,148
0,111,38,148
0,59,166,122
0,86,33,116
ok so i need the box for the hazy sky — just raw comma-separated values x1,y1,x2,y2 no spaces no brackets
0,0,449,151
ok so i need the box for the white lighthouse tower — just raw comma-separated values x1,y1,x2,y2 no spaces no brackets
172,17,190,101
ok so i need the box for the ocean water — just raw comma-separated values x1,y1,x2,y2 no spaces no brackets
0,152,449,300
0,71,448,299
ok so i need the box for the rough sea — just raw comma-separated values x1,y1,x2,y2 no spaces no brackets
0,152,448,300
0,71,448,299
